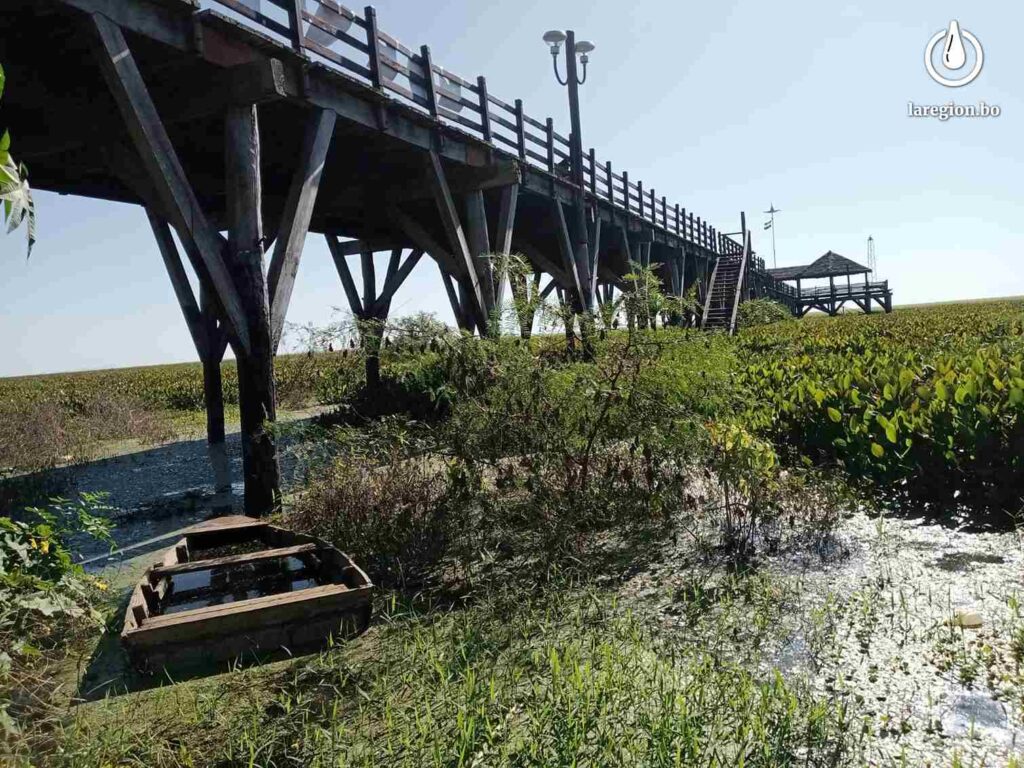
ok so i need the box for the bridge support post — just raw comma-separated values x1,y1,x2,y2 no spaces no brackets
225,104,281,517
326,236,424,386
200,286,231,495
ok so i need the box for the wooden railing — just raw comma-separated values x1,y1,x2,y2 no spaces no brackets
206,0,723,253
798,281,890,300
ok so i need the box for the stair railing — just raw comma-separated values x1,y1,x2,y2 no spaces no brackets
728,226,750,336
700,257,721,329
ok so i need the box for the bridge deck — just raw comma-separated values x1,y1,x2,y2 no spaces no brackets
3,0,730,271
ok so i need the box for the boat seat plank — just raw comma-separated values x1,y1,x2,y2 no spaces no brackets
150,543,320,579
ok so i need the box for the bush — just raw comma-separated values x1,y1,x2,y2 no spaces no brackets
1,494,112,750
738,299,792,329
290,453,452,589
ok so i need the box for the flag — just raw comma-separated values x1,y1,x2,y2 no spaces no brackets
763,220,772,230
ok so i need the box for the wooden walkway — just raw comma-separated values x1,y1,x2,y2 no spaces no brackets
0,0,835,512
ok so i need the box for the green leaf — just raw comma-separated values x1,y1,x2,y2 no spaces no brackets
0,131,9,153
827,407,842,423
1010,388,1024,405
935,380,948,401
871,442,885,458
885,422,898,444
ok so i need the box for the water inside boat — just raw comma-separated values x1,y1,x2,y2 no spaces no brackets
159,555,326,615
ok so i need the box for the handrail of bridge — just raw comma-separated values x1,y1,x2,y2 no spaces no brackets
797,281,890,300
207,0,725,254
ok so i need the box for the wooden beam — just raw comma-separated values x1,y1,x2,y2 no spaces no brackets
387,204,461,278
426,150,486,326
377,249,424,308
384,248,402,283
551,200,583,305
328,237,405,258
539,278,558,302
517,242,572,290
360,247,377,312
495,184,519,256
439,266,471,331
588,213,602,298
464,189,494,317
325,235,365,316
147,210,206,360
90,13,250,355
494,183,518,309
620,227,633,266
267,108,336,351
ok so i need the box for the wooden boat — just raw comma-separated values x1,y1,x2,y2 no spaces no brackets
122,515,372,672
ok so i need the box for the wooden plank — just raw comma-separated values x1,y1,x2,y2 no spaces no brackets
150,542,319,579
90,14,250,355
131,583,368,637
267,108,336,351
325,235,365,315
360,247,377,312
147,210,206,360
387,204,460,277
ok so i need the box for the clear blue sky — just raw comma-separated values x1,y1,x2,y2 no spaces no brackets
2,1,1022,376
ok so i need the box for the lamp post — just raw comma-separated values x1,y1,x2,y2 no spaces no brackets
543,30,595,313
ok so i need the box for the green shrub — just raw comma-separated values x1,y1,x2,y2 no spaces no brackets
738,298,792,329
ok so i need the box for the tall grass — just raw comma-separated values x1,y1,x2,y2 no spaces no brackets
59,588,862,767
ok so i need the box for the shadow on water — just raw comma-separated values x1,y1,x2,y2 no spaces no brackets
1,421,330,563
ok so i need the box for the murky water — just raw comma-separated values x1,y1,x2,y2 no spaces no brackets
160,556,324,615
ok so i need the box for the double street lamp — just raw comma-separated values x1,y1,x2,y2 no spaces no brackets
542,30,595,191
542,30,596,313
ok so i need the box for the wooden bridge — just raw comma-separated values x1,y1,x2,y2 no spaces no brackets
0,0,880,515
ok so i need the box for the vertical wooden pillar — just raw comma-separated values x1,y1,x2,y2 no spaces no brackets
225,105,280,516
200,286,230,492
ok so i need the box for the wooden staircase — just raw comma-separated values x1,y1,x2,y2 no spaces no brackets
701,227,750,335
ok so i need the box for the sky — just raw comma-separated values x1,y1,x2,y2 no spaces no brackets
2,1,1022,376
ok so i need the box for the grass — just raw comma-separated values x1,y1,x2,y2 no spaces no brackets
56,585,862,767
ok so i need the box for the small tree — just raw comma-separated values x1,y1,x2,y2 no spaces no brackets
505,253,543,339
0,64,35,256
621,262,665,334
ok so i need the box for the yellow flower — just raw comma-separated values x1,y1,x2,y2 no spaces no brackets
94,579,109,592
39,539,50,554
